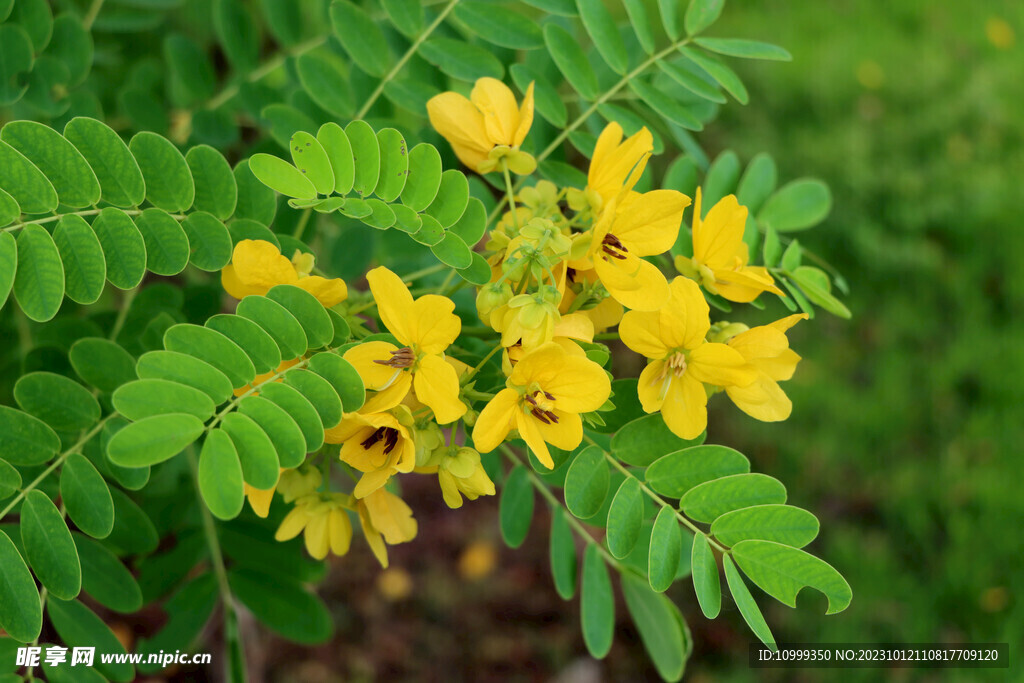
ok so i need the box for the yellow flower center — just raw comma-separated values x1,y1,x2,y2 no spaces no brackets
666,352,688,377
523,389,559,424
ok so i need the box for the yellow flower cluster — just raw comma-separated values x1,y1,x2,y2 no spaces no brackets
217,76,811,566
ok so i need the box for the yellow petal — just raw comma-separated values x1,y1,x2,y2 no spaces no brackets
274,506,309,541
637,360,668,413
614,190,691,256
768,313,809,334
304,512,330,560
295,275,348,307
367,266,416,346
515,409,553,469
713,265,785,302
688,342,757,387
221,265,265,300
513,82,535,147
472,388,519,453
660,373,708,440
514,344,610,414
230,239,300,291
619,309,669,359
364,488,418,544
245,484,275,518
413,353,466,424
471,77,520,145
588,123,653,203
427,91,492,170
586,296,624,332
535,410,583,452
328,508,353,556
438,469,464,509
759,348,802,382
726,376,792,422
353,468,395,499
359,507,389,569
409,294,460,354
553,313,594,342
661,277,711,350
693,194,747,269
596,253,670,312
362,371,412,415
344,341,401,389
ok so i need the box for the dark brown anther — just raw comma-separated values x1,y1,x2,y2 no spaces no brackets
531,408,552,424
525,394,538,406
361,428,385,449
543,410,559,424
382,428,399,455
543,391,556,401
373,346,416,368
566,267,577,283
601,233,628,260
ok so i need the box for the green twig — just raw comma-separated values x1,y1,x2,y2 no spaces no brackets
354,0,461,120
0,414,116,521
582,433,728,553
82,0,105,30
499,445,622,569
108,287,138,341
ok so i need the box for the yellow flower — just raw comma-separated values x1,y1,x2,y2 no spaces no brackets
620,277,757,439
325,408,416,499
676,189,784,303
418,446,496,509
275,493,353,560
357,488,418,569
473,342,610,468
502,312,593,374
725,314,808,421
427,77,536,174
343,267,466,423
559,268,624,332
221,239,348,307
496,286,562,349
244,482,276,518
588,189,691,311
587,122,653,206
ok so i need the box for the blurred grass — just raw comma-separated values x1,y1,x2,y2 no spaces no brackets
688,0,1023,679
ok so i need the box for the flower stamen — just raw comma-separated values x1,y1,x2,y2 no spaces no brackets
374,346,416,369
601,233,628,260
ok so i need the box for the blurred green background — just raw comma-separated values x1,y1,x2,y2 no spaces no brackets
698,0,1024,679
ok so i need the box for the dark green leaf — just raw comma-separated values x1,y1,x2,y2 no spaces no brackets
695,37,792,61
12,225,64,322
419,38,504,81
60,454,114,539
91,207,147,289
723,554,776,650
0,138,58,214
577,0,628,74
21,490,81,600
47,598,134,681
648,506,682,592
136,350,233,405
219,413,280,490
499,465,534,548
53,215,106,305
758,178,831,232
645,445,750,498
237,395,307,469
680,473,787,524
230,569,334,643
14,371,99,432
549,508,577,599
64,117,146,208
564,445,609,520
455,2,542,50
611,413,704,467
186,145,237,220
129,132,195,212
606,477,643,559
711,504,819,548
691,531,721,618
0,405,60,466
329,0,392,77
621,572,690,681
136,207,191,275
685,0,724,35
74,532,143,613
163,323,257,389
0,529,42,642
106,413,205,467
544,23,598,100
1,121,100,208
580,544,614,658
198,429,245,520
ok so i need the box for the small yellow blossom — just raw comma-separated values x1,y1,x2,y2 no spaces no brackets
325,408,416,499
620,277,757,439
724,314,808,421
343,267,466,423
427,77,536,174
473,342,610,468
502,312,594,374
275,493,353,560
676,189,784,303
587,189,691,311
221,239,348,307
357,488,418,569
418,446,496,509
